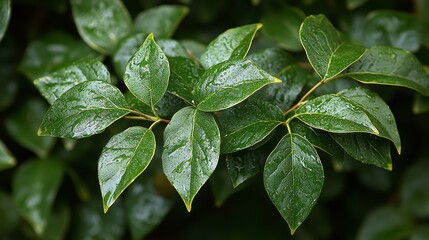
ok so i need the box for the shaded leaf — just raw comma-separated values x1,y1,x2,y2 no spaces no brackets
346,0,368,10
38,81,130,139
226,150,262,188
195,60,281,112
410,226,429,240
0,139,15,171
99,127,156,212
124,33,169,107
5,99,55,158
113,32,146,78
0,0,10,42
400,160,429,218
347,46,429,96
41,204,70,240
157,39,188,58
71,0,133,54
180,39,206,59
0,191,19,234
168,56,203,104
217,99,284,154
0,38,18,111
210,159,237,207
200,23,262,69
413,94,429,114
247,48,294,76
162,107,220,211
264,133,324,234
34,59,110,105
12,159,64,235
134,5,189,38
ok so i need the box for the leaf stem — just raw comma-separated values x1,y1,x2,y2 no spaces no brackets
125,109,170,123
284,79,325,116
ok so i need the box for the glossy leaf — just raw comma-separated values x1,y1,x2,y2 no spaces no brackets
0,0,10,42
200,23,262,69
113,32,146,77
346,46,429,96
124,33,169,107
5,99,55,158
210,160,237,207
247,48,294,75
71,0,133,54
180,39,206,59
195,60,281,112
134,5,189,38
294,94,379,134
157,39,188,58
162,107,220,211
299,14,366,79
261,6,305,51
0,139,15,171
126,91,186,119
217,99,284,154
339,87,401,153
19,32,99,80
99,127,156,212
125,175,175,240
12,159,64,235
34,59,110,105
38,81,130,139
264,133,324,234
331,133,392,170
168,56,204,104
226,151,262,188
400,160,429,218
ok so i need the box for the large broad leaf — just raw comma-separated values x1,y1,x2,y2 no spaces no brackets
0,0,10,42
400,160,429,218
38,81,130,139
0,139,15,171
134,5,189,38
34,59,110,105
162,107,220,211
294,94,379,134
339,87,401,153
264,133,324,234
5,99,55,158
299,14,366,79
331,133,392,170
71,0,132,54
346,46,429,96
195,60,281,112
168,56,204,104
217,99,284,154
200,23,262,69
99,127,156,212
124,33,169,107
226,150,263,188
12,159,64,235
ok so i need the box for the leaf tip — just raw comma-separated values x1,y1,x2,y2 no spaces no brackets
103,204,109,214
397,146,401,155
387,163,393,171
273,77,282,83
290,227,297,235
37,128,44,136
147,32,155,40
256,23,263,30
185,203,192,212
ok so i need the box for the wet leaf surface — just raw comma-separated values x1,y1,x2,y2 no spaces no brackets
209,159,237,207
247,48,295,76
113,32,146,77
226,150,262,188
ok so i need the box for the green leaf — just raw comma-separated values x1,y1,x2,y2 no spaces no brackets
0,139,15,171
226,150,262,188
162,107,220,211
12,159,64,235
264,133,324,234
261,6,305,51
0,38,18,111
124,33,169,107
411,226,429,240
40,204,70,240
168,56,204,104
157,39,189,58
38,81,130,139
99,127,156,212
113,32,146,78
19,32,100,80
34,59,110,105
5,99,55,158
200,23,262,69
180,39,206,59
0,0,11,42
209,159,237,207
346,46,429,96
134,5,189,38
125,174,175,240
195,60,281,112
413,94,429,114
71,0,133,54
331,133,392,170
217,99,284,154
400,160,429,218
339,86,401,153
294,94,379,134
0,191,19,234
299,14,366,79
346,0,368,10
357,206,412,240
247,48,295,76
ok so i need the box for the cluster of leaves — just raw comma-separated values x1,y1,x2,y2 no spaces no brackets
2,0,429,239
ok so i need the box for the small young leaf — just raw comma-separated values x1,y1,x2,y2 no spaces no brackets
38,81,130,139
226,150,262,188
200,23,262,69
299,14,366,79
124,33,169,107
195,60,281,112
99,127,156,212
0,139,15,171
71,0,133,54
294,94,379,134
162,107,220,211
264,133,324,234
12,159,64,235
0,0,11,42
34,59,110,105
346,46,429,96
217,99,284,154
134,5,189,38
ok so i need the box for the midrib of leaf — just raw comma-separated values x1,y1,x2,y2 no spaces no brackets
323,43,344,80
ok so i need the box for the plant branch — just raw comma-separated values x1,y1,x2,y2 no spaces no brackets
284,79,325,116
